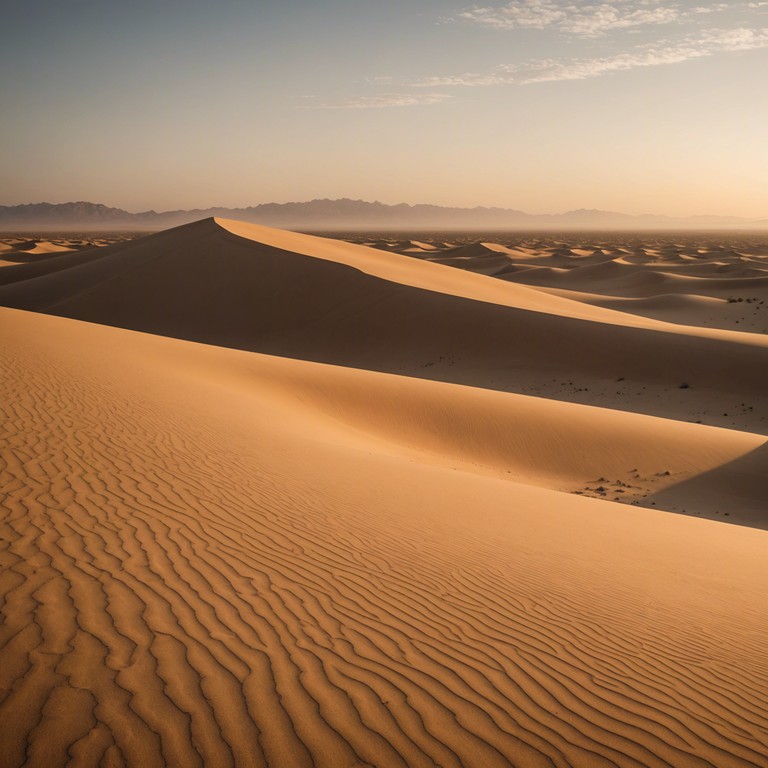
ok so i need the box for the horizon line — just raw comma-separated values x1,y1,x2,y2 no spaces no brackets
2,198,767,222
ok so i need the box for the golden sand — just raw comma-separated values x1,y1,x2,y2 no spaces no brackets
1,220,766,766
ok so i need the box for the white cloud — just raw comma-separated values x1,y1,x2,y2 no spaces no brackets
412,27,768,86
309,92,453,109
454,1,683,37
692,4,731,14
315,9,768,110
451,1,768,37
697,25,768,50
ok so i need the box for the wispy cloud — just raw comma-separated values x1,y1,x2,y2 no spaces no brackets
451,1,743,37
310,6,768,110
307,92,453,109
412,27,768,86
692,4,733,14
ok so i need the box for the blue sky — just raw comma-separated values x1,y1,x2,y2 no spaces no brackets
2,1,767,216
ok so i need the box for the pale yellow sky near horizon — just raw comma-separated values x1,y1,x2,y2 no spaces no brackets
2,0,767,218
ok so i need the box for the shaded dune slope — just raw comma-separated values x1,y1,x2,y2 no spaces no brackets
0,247,110,286
2,308,768,767
502,259,768,299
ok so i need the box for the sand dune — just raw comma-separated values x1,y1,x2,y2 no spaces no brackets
2,307,768,767
500,257,768,295
403,240,439,252
0,247,107,286
2,220,767,767
357,231,766,337
25,240,76,254
0,218,766,435
532,286,761,330
513,264,768,298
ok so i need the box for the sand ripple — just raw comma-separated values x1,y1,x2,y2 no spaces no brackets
2,309,767,767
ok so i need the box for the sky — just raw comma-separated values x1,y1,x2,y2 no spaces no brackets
1,0,767,217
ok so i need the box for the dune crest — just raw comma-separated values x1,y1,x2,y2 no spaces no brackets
0,218,765,435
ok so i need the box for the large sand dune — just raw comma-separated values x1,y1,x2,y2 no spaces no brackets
0,219,766,433
1,221,767,767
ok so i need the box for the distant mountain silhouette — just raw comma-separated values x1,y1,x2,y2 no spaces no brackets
0,199,764,230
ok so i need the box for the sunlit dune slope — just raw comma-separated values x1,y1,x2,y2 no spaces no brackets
0,218,766,434
2,307,768,767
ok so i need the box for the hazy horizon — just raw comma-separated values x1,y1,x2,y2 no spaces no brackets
3,196,768,220
2,198,768,228
2,1,767,217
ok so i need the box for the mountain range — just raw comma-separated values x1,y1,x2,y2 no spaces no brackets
1,199,766,231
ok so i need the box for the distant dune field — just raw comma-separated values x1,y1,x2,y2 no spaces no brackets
1,220,767,767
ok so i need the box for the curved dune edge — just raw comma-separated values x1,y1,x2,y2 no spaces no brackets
3,306,764,513
214,218,768,346
354,230,766,337
25,241,76,254
215,218,659,327
2,307,768,767
190,334,767,516
508,261,768,298
512,284,765,335
1,218,766,440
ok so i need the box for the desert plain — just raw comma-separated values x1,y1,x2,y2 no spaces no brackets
1,219,767,767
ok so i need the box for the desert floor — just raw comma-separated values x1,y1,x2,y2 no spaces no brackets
1,220,767,767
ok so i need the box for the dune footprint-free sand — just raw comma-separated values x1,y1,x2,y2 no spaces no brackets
1,220,767,767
